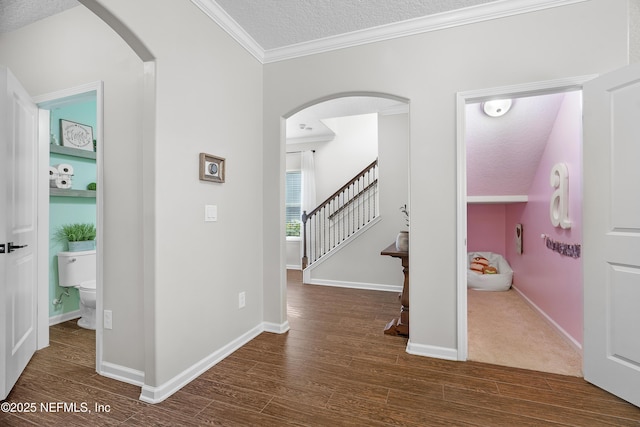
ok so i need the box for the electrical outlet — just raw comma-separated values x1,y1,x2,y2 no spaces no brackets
104,310,113,329
238,292,246,309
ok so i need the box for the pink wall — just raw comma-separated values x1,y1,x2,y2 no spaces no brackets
505,91,583,345
467,204,506,255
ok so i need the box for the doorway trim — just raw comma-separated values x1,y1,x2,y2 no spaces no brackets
33,80,104,373
455,75,596,361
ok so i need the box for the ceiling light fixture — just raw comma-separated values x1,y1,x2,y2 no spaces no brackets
482,99,512,117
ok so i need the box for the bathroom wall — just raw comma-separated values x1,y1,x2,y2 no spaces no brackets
505,91,583,346
49,99,97,319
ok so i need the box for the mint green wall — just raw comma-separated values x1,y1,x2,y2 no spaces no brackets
49,99,97,318
51,100,96,148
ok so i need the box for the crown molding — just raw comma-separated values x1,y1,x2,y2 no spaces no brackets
193,0,587,65
190,0,264,62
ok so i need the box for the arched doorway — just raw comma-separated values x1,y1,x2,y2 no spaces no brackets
281,93,410,331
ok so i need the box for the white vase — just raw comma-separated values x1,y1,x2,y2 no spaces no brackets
395,231,409,251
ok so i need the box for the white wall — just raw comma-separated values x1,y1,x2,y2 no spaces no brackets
308,112,409,288
2,0,631,396
94,0,264,388
1,0,264,393
263,0,628,354
0,5,146,372
313,114,378,203
631,0,640,63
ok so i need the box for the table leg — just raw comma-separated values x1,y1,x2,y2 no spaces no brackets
384,260,409,336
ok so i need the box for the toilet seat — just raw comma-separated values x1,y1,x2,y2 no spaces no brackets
79,280,96,291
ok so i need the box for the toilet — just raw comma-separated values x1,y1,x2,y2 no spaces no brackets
57,249,97,330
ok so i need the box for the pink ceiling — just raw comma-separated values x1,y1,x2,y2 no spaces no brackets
466,92,567,196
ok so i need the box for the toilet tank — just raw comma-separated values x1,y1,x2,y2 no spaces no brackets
57,250,96,287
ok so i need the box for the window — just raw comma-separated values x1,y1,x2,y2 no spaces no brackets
286,171,302,237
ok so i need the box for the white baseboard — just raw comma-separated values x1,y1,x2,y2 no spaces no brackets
512,286,583,352
286,264,302,270
100,361,145,387
263,320,290,334
49,310,81,326
304,278,402,293
406,340,458,361
139,320,288,404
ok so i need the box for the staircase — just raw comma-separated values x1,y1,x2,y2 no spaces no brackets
302,159,379,269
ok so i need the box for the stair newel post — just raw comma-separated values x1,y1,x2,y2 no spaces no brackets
301,210,308,269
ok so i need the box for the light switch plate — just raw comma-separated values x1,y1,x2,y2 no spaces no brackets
205,205,217,222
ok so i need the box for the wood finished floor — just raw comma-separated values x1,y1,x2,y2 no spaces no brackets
2,270,639,426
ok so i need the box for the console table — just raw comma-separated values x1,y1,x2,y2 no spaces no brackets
381,243,409,336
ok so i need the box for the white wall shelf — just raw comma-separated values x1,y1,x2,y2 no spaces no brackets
467,195,528,204
50,144,96,160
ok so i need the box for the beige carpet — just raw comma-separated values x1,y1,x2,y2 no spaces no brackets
468,288,583,376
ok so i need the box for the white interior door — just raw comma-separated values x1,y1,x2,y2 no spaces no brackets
0,67,38,400
583,62,640,407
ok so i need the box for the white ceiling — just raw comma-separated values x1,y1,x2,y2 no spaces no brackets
0,0,78,33
287,96,407,143
213,0,495,50
0,0,497,40
466,92,568,196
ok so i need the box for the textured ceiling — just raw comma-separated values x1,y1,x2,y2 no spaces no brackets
0,0,78,33
466,92,567,196
287,96,406,142
214,0,495,50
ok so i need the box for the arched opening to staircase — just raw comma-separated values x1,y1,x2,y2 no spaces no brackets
282,92,410,333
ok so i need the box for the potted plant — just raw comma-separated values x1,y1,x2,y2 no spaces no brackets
57,223,96,252
396,204,409,251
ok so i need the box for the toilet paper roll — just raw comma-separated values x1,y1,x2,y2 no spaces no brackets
48,166,59,180
56,163,74,175
54,174,72,189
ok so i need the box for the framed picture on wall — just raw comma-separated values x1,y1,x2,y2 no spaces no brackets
515,223,523,254
199,153,225,183
60,119,94,151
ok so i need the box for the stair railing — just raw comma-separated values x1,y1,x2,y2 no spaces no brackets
302,159,378,269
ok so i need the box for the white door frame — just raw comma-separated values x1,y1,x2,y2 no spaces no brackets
33,81,104,372
455,75,596,361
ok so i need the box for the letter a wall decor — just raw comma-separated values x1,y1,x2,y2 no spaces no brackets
549,163,571,229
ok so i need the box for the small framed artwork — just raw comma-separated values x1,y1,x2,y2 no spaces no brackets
60,119,94,151
515,223,523,254
199,153,225,183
